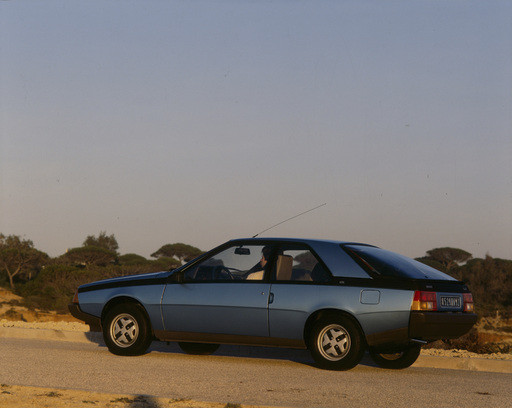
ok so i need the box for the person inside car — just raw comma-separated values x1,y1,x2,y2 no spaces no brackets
246,246,272,280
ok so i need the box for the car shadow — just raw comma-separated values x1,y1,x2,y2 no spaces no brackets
85,332,379,369
84,330,104,344
151,341,314,364
148,341,380,369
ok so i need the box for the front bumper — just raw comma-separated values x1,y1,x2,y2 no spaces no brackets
409,311,477,341
68,303,102,332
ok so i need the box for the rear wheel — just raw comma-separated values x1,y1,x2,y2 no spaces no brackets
308,316,364,370
178,342,220,355
103,303,152,356
369,344,421,369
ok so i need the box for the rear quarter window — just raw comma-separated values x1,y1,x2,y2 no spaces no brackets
343,245,456,281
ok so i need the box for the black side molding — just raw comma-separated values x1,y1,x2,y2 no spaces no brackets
78,277,167,293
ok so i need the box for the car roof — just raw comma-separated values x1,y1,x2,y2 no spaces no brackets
227,237,376,247
218,237,375,279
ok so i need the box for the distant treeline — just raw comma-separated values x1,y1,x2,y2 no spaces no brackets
0,232,202,312
1,232,511,316
414,247,512,316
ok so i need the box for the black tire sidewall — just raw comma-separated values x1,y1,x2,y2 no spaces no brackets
309,316,364,370
369,344,422,369
103,303,152,356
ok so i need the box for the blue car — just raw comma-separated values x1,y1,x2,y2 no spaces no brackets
69,238,477,370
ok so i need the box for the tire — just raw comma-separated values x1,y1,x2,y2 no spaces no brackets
308,316,365,370
369,344,421,369
178,342,220,355
103,303,152,356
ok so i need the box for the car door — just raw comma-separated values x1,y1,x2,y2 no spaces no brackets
268,246,332,340
161,244,272,337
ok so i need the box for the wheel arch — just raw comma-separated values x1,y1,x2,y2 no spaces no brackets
101,296,153,335
303,308,367,349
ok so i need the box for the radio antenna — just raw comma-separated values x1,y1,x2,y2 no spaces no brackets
252,203,326,238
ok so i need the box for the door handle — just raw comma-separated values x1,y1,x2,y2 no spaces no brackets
268,292,274,304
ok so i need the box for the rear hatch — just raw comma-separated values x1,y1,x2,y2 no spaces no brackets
342,244,458,282
343,244,477,340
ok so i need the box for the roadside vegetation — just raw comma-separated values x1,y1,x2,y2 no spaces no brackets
414,247,512,353
1,231,511,353
414,246,512,317
0,232,201,313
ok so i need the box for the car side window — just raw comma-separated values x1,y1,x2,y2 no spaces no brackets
183,245,271,282
275,248,331,283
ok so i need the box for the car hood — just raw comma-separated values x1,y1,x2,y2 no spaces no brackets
79,271,168,291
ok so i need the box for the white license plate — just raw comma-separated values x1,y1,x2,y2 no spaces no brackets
440,296,461,308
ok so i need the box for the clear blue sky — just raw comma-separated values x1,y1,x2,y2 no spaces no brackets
1,1,511,260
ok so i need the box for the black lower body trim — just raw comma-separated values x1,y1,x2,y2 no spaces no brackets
68,303,102,332
409,311,477,340
154,330,306,349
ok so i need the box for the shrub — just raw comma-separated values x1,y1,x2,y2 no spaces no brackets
14,260,172,313
424,327,511,354
16,265,122,313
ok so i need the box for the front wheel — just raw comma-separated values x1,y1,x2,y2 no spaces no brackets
178,342,220,355
308,316,364,370
103,303,152,356
369,344,421,369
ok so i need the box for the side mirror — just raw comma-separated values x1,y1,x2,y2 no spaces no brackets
235,247,250,255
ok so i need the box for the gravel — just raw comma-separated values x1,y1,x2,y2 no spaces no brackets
0,319,90,332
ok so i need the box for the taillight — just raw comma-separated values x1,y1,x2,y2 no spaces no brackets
72,290,79,304
411,291,437,311
463,293,474,312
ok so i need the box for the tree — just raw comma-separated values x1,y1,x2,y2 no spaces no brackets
151,243,203,264
83,231,119,253
118,253,148,266
150,256,181,270
456,255,512,315
60,246,117,268
295,252,318,270
0,234,48,289
424,247,472,271
414,256,447,272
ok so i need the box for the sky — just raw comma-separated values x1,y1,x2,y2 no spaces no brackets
1,0,511,260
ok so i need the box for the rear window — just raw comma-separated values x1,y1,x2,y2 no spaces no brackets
343,245,457,281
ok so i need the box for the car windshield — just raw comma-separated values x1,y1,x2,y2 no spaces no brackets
344,245,457,281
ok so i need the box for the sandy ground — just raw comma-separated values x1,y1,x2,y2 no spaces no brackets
0,319,90,332
0,289,79,324
0,384,271,408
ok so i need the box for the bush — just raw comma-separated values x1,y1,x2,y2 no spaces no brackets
417,254,512,317
58,246,117,268
455,257,512,316
118,253,148,265
424,327,511,354
0,276,9,289
14,259,173,313
16,265,111,312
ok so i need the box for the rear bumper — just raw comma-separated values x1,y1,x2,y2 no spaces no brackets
68,303,102,332
409,311,477,340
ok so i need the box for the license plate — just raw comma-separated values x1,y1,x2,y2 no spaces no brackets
440,296,461,308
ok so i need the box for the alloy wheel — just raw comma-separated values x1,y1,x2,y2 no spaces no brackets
317,324,351,361
110,313,139,347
